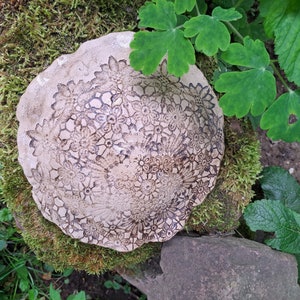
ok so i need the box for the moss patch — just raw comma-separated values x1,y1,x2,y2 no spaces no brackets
186,118,262,233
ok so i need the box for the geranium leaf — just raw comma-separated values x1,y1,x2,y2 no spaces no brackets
244,200,300,254
174,0,196,14
138,0,177,30
221,37,270,68
212,6,242,21
260,91,300,142
215,69,276,117
260,166,300,214
130,30,195,76
184,15,230,55
130,0,195,76
259,0,300,85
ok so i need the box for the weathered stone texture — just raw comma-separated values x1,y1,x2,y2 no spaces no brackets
121,236,300,300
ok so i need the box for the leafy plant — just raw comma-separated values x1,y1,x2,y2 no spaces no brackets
244,166,300,280
129,0,300,142
104,274,147,300
49,283,86,300
0,206,47,300
0,203,80,299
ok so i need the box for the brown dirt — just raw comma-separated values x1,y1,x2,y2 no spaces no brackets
258,130,300,182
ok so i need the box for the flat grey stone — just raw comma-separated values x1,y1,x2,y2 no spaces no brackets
121,236,300,300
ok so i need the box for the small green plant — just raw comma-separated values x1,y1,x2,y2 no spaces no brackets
244,166,300,281
0,201,80,299
104,274,147,300
130,0,300,142
49,283,86,300
0,206,47,299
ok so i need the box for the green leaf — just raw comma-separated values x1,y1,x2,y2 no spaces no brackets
213,0,254,11
104,280,121,290
28,288,38,300
123,283,131,294
295,253,300,283
16,264,29,281
130,30,195,76
221,37,270,68
212,7,242,22
215,69,276,117
67,291,86,300
0,240,7,251
0,208,13,222
259,0,300,85
19,278,30,292
260,91,300,142
244,200,300,254
274,7,300,85
174,0,196,14
260,166,300,213
138,0,176,30
63,268,74,277
184,15,230,55
130,0,195,76
259,0,288,37
49,283,62,300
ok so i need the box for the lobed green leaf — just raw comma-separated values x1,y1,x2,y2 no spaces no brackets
174,0,196,14
138,0,177,30
260,0,300,85
259,0,289,37
215,69,276,117
221,37,270,68
184,15,230,55
49,283,62,300
212,7,242,22
212,0,254,11
260,91,300,142
260,166,300,214
244,200,300,254
130,30,195,77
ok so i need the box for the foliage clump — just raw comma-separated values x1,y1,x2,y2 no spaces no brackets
130,0,300,142
244,166,300,281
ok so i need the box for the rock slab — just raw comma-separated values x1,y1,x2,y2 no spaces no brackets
121,236,300,300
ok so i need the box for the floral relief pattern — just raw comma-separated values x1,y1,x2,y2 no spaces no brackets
26,56,224,252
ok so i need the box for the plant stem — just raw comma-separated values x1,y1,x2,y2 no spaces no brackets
270,61,292,92
234,0,244,9
224,21,244,43
195,0,200,15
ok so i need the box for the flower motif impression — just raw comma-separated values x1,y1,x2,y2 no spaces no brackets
28,119,60,157
95,104,126,133
23,50,224,252
131,96,160,126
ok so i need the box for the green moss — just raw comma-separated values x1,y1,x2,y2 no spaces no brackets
0,0,262,274
186,118,262,233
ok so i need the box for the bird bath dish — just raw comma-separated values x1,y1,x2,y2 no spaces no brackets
17,31,224,252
